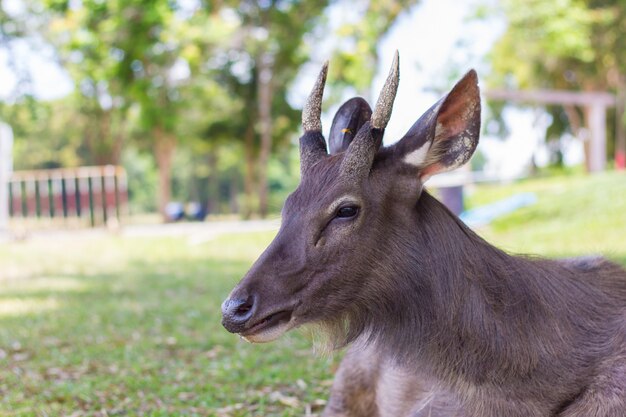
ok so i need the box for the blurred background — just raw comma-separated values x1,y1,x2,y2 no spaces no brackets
0,0,625,416
1,0,624,226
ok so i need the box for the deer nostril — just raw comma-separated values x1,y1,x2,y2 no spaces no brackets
235,297,253,316
222,295,256,327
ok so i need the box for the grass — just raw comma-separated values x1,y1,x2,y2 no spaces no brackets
465,171,626,264
0,171,625,416
0,235,335,416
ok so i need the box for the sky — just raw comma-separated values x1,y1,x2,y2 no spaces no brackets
0,0,584,178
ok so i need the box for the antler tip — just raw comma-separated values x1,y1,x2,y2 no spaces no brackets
371,52,400,130
302,61,329,132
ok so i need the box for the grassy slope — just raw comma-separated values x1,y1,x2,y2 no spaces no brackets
0,171,624,416
465,171,626,264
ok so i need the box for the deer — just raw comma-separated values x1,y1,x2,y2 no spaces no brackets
221,52,626,417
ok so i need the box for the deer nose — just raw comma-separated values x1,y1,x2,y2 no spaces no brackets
221,295,256,333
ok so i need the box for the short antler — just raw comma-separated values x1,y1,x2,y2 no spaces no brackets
299,62,330,174
371,51,399,130
340,52,400,179
302,61,328,132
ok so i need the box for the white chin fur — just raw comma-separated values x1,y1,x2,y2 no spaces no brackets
240,320,294,343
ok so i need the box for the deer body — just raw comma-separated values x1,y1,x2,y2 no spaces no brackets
322,193,626,417
222,53,626,416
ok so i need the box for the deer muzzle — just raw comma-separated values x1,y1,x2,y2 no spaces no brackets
221,293,297,343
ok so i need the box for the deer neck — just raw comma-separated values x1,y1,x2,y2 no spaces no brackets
368,191,547,384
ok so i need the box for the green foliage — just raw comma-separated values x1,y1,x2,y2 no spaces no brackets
2,1,420,217
122,147,158,213
490,0,597,89
1,97,84,169
330,0,419,94
267,145,301,212
487,0,626,162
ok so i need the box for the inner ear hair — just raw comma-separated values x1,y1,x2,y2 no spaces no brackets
401,70,480,179
402,130,449,170
401,119,457,170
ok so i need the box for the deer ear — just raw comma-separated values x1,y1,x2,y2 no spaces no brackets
391,70,481,182
328,97,372,154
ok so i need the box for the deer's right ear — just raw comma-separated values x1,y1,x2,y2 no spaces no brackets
390,70,481,182
328,97,372,154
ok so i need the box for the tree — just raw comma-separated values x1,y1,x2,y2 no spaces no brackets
330,0,418,96
44,0,233,217
1,97,84,169
212,0,419,218
487,0,626,170
206,1,331,218
4,0,424,219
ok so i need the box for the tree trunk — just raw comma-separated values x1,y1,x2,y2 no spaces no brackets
242,122,256,219
96,110,112,165
154,126,176,221
92,108,126,166
563,105,592,171
229,174,239,214
257,52,274,218
206,148,219,215
111,114,127,166
563,105,583,134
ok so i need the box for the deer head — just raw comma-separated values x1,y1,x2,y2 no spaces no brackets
221,52,481,346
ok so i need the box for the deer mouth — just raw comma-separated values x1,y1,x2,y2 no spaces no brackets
240,310,294,343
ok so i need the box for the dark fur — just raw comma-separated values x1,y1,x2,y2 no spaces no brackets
322,192,626,417
222,65,626,417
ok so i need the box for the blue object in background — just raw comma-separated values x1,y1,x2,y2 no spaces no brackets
186,202,207,221
165,202,185,222
460,193,537,227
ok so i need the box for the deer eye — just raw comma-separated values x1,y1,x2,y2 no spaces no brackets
335,205,359,219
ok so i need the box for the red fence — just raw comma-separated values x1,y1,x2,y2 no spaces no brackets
8,165,128,227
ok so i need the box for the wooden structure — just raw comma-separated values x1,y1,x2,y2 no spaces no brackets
484,89,617,172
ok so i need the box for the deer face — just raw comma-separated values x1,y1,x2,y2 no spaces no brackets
222,52,481,344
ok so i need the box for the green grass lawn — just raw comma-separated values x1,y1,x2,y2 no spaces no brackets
0,171,625,416
0,234,336,417
465,171,626,264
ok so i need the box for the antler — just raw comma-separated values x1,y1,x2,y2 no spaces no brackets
302,61,328,132
340,52,400,179
300,62,330,174
371,50,399,130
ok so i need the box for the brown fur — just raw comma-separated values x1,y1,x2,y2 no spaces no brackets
222,63,626,417
321,199,626,416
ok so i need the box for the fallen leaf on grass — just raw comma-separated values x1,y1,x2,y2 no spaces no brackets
304,399,327,417
296,379,307,390
269,391,300,408
177,391,195,401
215,402,245,417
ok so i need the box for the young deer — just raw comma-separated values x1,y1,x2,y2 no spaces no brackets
221,53,626,417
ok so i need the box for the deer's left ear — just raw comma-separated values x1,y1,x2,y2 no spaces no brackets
389,70,481,182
